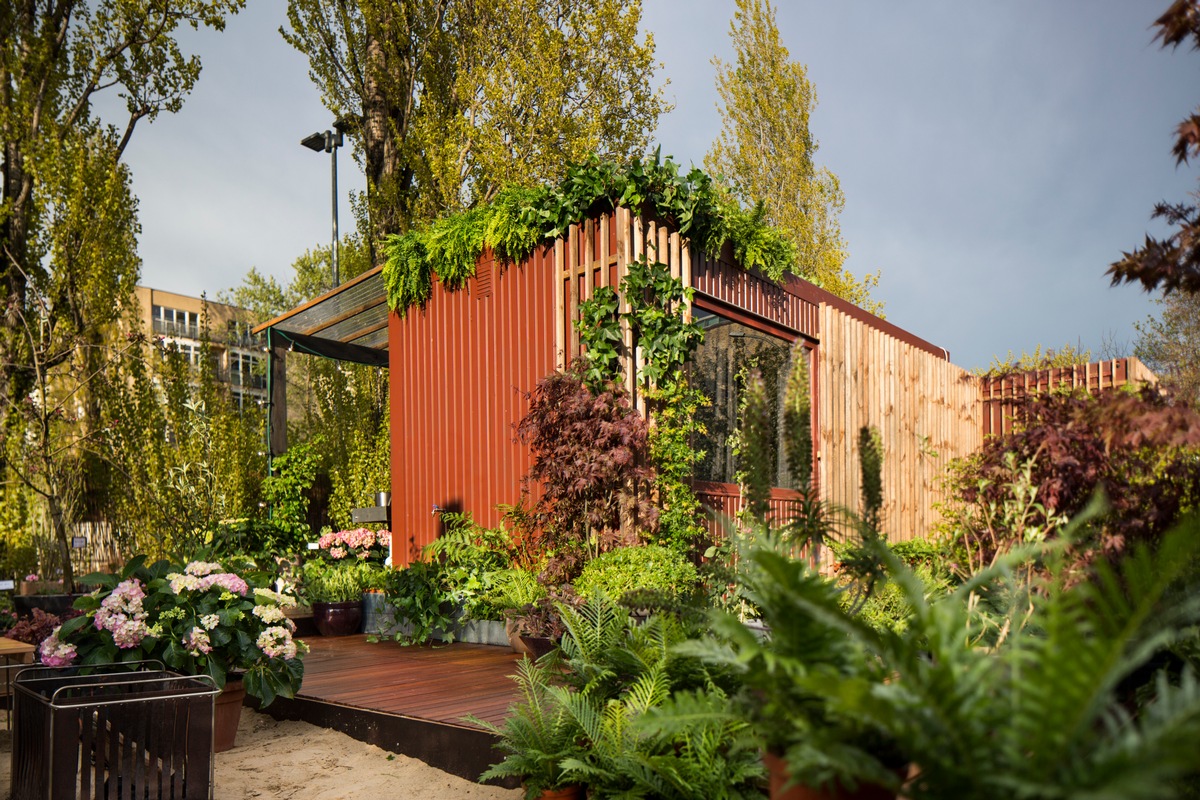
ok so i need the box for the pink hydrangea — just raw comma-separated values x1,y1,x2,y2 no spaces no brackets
94,578,150,649
184,561,223,577
256,626,299,660
24,573,39,582
198,573,249,596
318,528,386,559
39,627,77,667
182,628,212,655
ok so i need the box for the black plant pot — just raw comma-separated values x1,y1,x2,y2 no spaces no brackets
312,601,364,636
13,594,83,618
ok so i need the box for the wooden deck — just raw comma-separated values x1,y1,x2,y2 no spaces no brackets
255,635,524,784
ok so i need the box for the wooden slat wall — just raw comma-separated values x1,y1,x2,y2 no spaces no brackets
555,209,692,413
817,303,981,541
690,248,820,339
980,357,1157,437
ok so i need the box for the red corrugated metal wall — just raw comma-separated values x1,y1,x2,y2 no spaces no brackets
388,247,556,564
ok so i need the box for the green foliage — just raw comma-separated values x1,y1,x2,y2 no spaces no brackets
1,0,245,591
262,439,323,547
383,154,802,316
426,510,518,621
706,0,881,313
783,352,813,492
646,380,710,552
837,513,1200,799
680,540,901,792
284,0,664,249
482,568,547,613
574,545,699,604
471,658,589,797
575,259,710,551
980,342,1093,376
858,426,884,529
328,416,390,530
97,337,266,561
622,258,705,388
1136,290,1200,409
737,369,774,523
383,560,457,645
547,596,765,799
301,559,380,603
577,286,623,390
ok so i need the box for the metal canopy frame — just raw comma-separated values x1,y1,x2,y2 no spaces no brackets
253,266,390,459
252,265,389,353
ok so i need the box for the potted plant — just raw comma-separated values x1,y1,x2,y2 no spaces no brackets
469,658,588,800
43,555,307,751
301,527,390,636
302,559,379,636
504,588,583,659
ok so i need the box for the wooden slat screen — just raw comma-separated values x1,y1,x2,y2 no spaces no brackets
980,357,1157,437
816,304,982,542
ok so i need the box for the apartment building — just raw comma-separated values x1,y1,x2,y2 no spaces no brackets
132,286,267,408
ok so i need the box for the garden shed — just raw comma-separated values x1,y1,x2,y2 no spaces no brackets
256,206,1152,564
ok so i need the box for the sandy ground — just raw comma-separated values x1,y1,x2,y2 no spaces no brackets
0,708,523,800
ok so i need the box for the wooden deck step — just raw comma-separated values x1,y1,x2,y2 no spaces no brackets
255,635,524,783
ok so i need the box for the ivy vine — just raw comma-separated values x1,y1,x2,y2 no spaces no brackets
382,152,797,316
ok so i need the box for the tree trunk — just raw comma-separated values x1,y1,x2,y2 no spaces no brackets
49,494,75,594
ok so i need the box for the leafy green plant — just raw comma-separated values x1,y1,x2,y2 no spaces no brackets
823,511,1200,800
301,559,379,603
471,658,588,799
382,154,800,317
574,545,699,604
261,438,324,549
426,511,516,621
547,595,765,799
483,568,547,614
382,560,457,645
681,539,904,795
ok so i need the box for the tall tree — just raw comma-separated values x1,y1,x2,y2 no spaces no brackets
706,0,880,314
282,0,666,262
0,0,243,588
1109,0,1200,294
1135,292,1200,408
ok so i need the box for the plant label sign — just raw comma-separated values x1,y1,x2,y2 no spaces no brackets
71,536,87,549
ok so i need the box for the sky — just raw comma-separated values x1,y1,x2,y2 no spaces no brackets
119,1,1198,371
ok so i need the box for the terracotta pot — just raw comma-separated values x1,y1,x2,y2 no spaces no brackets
530,784,585,800
214,678,246,753
312,600,363,636
764,752,899,800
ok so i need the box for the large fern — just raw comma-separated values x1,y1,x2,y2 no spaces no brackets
822,511,1200,800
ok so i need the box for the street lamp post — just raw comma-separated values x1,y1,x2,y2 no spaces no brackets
300,126,344,288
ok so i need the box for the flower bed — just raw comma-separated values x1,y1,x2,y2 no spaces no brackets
44,557,306,705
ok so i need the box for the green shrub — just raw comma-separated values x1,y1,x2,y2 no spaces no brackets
575,545,699,603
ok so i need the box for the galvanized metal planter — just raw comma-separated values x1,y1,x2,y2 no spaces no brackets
11,664,219,800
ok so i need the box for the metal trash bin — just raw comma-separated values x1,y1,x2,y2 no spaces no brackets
11,664,219,800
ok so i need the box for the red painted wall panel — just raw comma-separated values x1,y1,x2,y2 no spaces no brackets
389,248,556,564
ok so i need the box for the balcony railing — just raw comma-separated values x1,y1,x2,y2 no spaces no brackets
152,319,264,350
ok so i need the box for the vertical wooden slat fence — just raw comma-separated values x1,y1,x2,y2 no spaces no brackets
816,304,982,541
555,210,692,414
980,357,1157,437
